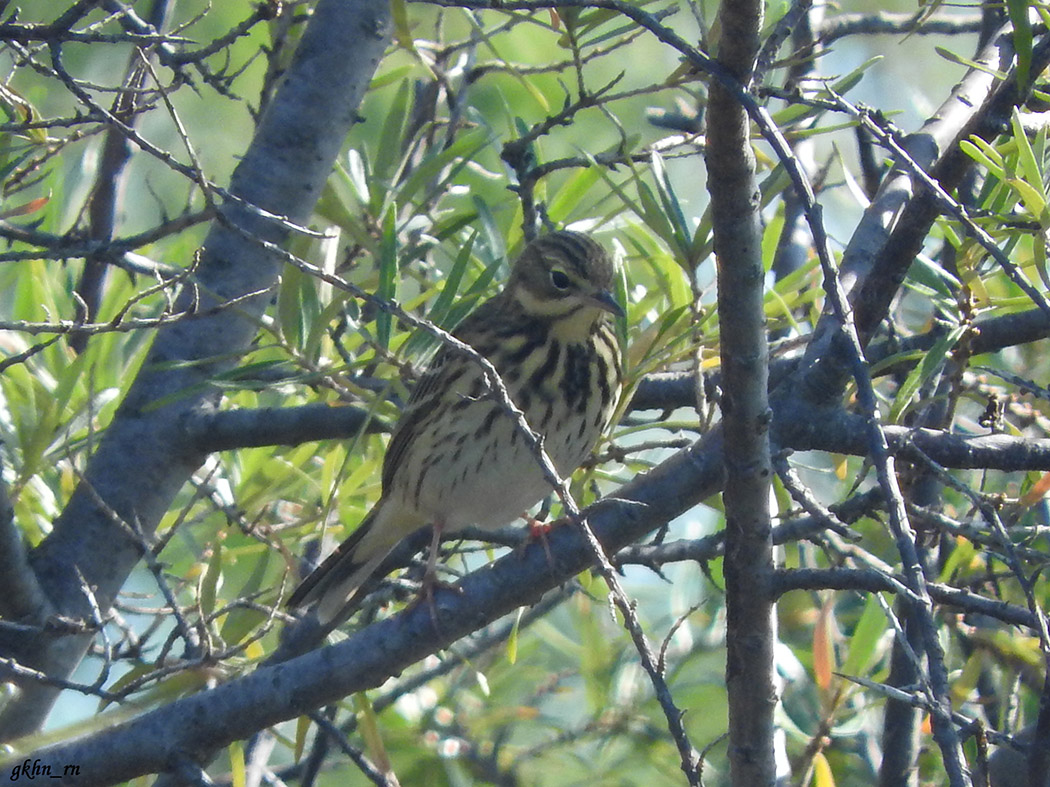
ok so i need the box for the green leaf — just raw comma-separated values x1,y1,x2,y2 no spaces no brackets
354,693,393,775
220,550,273,648
346,148,371,205
910,252,962,299
277,263,310,349
636,179,675,247
369,64,415,90
399,234,479,359
650,151,691,256
426,232,477,327
547,164,603,224
960,138,1005,180
1007,0,1033,92
935,46,1008,78
372,79,412,211
50,350,88,420
840,593,889,677
98,664,211,712
575,592,613,714
304,290,352,364
391,0,419,55
887,325,965,424
229,740,246,787
1009,176,1048,223
316,166,375,249
1011,107,1043,191
199,539,224,619
939,536,978,581
506,607,523,664
463,248,503,297
294,715,310,762
472,196,505,262
396,127,492,206
429,210,481,243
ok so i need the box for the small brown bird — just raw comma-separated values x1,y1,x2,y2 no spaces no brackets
288,231,624,622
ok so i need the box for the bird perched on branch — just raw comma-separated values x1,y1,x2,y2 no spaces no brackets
288,231,625,623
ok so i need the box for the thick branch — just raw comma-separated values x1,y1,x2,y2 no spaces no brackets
781,409,1050,471
707,0,778,783
189,403,387,453
8,425,729,785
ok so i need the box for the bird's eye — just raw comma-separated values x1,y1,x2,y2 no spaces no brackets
550,269,571,290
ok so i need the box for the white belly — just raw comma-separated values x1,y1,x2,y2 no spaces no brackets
382,320,620,533
409,388,604,530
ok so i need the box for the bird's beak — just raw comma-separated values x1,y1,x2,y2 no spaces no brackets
589,289,625,319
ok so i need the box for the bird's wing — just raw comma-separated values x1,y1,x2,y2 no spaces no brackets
380,296,505,491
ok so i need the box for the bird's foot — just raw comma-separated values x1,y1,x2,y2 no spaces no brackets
519,514,570,569
405,570,463,630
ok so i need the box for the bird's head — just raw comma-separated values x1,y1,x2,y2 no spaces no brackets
508,231,624,338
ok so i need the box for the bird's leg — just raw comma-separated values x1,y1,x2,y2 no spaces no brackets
407,522,462,625
421,520,444,599
526,496,554,540
526,514,553,540
518,513,557,568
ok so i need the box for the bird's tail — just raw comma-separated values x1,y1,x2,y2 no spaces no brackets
287,507,400,623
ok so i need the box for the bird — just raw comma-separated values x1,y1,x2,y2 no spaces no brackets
287,230,625,623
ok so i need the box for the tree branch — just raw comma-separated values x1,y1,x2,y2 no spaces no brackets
706,0,779,781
